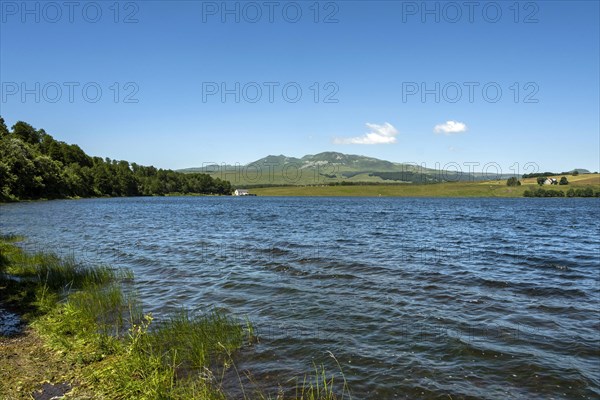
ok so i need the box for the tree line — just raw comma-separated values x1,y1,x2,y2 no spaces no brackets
0,118,233,201
522,171,580,178
523,187,599,198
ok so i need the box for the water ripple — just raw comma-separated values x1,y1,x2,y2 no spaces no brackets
1,197,599,399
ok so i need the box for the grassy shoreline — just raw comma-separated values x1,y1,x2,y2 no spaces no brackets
2,174,598,203
0,236,349,399
1,175,598,204
249,174,600,197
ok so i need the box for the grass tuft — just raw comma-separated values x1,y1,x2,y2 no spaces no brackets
141,310,250,372
11,251,119,290
290,353,351,400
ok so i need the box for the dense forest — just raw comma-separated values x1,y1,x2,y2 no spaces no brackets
0,117,233,201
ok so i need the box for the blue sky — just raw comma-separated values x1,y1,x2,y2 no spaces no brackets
1,1,599,174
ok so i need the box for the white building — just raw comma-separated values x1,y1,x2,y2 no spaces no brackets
234,189,250,196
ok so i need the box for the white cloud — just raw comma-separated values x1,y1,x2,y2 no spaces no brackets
434,120,467,134
333,122,398,145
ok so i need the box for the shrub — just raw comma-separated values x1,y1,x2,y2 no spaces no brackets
523,188,565,197
564,187,596,198
559,176,569,185
506,177,521,186
580,187,594,197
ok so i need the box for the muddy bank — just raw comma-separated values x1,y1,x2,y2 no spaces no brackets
0,328,89,399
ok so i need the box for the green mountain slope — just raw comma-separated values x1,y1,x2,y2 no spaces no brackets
179,152,512,187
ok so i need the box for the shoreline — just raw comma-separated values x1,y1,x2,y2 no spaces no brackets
0,236,348,399
0,193,231,205
250,183,600,198
1,174,598,203
2,183,599,204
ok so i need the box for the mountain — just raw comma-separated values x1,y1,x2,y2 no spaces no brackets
178,152,514,187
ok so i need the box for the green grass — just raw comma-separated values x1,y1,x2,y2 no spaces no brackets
0,236,249,399
226,354,351,400
250,174,600,197
0,237,128,317
282,353,350,400
144,310,250,368
1,236,351,400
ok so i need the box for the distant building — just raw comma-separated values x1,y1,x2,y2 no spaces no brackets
544,178,558,185
234,189,250,196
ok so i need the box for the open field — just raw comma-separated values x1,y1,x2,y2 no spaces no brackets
250,174,600,197
520,173,600,185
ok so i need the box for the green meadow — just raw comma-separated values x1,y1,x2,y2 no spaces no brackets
250,174,600,197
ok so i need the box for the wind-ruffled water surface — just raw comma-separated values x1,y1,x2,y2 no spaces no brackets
1,197,598,399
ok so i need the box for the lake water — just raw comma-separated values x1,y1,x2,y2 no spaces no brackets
1,197,599,399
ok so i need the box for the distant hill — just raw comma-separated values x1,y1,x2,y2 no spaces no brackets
522,168,592,178
179,152,516,187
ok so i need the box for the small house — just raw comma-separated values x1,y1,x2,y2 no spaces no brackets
234,189,250,196
543,178,558,185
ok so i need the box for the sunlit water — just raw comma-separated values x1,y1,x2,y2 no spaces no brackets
1,197,599,399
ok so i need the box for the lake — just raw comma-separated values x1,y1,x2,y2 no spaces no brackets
1,197,599,399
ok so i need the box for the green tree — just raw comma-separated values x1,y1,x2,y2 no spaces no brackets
537,176,546,186
559,176,569,185
32,155,65,198
0,138,41,198
91,161,114,196
0,160,16,200
115,160,139,196
0,116,9,138
506,177,521,186
11,121,41,145
0,119,233,201
62,164,86,197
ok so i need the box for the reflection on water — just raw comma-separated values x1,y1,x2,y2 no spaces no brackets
1,197,599,399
